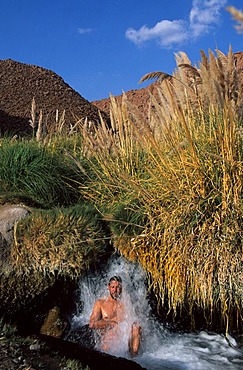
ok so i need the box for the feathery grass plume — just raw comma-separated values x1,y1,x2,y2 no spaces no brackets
76,49,243,333
55,109,66,133
29,102,86,146
139,71,173,84
28,99,67,143
40,109,66,144
29,97,37,135
227,6,243,33
139,47,242,118
35,108,43,142
41,111,88,149
77,95,151,236
118,101,242,333
12,204,109,277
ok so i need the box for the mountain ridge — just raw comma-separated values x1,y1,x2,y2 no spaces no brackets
0,52,242,136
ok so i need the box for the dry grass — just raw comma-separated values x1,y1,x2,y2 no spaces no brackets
140,47,242,119
4,46,241,333
11,205,109,277
116,102,242,331
77,49,243,333
28,97,87,149
227,6,243,33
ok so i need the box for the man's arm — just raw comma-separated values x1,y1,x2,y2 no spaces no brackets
89,300,117,330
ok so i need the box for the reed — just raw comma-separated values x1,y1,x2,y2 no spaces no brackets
77,49,243,332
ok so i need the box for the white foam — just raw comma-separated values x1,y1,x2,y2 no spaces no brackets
72,256,243,370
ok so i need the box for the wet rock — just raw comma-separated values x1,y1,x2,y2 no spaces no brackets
39,334,147,370
40,306,67,338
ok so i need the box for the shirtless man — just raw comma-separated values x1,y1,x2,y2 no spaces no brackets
89,275,141,356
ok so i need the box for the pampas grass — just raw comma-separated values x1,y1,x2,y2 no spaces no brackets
227,6,243,33
1,44,242,333
76,48,243,333
139,47,242,117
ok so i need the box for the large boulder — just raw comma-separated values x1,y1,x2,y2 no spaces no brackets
0,204,30,268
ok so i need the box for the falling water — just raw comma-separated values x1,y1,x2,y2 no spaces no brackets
70,255,243,370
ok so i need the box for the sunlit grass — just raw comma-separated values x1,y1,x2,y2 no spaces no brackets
12,204,110,277
76,48,243,332
1,47,242,334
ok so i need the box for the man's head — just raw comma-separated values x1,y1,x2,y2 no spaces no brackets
108,275,122,300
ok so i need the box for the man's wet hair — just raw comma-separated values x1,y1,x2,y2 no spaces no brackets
109,275,122,284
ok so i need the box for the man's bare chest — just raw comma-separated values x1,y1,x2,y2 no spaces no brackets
100,300,123,320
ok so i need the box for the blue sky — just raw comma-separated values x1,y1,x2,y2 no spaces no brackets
0,0,242,101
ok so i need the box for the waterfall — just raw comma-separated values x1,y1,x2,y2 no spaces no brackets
69,255,243,370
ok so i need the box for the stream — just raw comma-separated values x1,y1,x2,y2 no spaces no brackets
70,256,243,370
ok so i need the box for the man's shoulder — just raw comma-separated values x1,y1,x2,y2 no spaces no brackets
94,297,106,305
98,297,107,304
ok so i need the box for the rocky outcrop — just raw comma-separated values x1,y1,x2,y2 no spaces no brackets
1,53,242,137
40,306,67,338
92,82,159,118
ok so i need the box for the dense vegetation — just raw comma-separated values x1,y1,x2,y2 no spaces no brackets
0,46,242,334
77,47,243,333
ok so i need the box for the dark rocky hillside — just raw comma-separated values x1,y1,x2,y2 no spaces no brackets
0,59,108,136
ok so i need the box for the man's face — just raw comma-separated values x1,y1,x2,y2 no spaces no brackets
108,280,122,300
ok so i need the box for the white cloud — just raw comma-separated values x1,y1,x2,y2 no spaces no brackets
78,27,93,35
189,0,228,37
125,20,188,47
125,0,228,47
